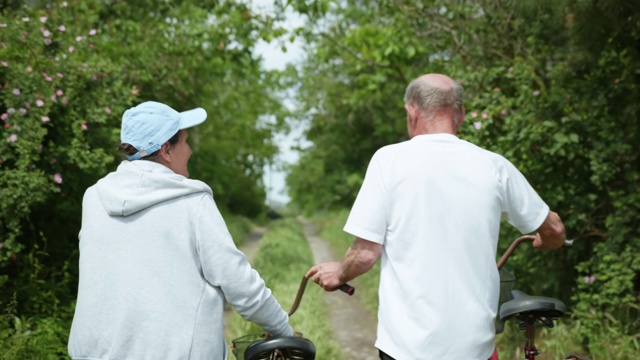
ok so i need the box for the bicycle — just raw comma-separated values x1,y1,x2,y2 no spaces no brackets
495,235,590,360
230,280,354,360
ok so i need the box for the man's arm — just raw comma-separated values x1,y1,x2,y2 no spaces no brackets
532,211,566,250
306,237,382,291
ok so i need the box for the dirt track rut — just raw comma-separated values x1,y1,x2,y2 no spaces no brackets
302,222,379,360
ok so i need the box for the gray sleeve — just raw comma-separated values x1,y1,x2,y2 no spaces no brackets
194,195,293,336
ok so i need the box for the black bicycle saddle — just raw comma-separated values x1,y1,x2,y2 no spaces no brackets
499,290,566,322
244,336,316,360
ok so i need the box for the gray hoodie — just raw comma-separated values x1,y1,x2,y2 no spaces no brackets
68,160,292,360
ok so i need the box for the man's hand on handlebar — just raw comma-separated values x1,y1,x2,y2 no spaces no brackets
305,262,344,292
532,211,566,250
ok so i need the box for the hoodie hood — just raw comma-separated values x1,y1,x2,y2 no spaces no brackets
96,160,212,217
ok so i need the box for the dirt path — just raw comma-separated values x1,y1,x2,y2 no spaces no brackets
225,223,378,360
302,221,379,360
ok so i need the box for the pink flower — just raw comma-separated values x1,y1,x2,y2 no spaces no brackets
532,90,540,96
12,88,20,95
58,25,66,32
56,72,63,78
481,112,488,119
7,134,17,142
75,35,84,42
3,123,9,129
105,107,112,114
40,16,48,23
36,99,44,107
68,46,74,53
53,173,63,184
0,113,7,120
42,29,51,37
89,43,94,48
89,29,97,36
501,109,508,116
62,1,68,7
41,116,50,122
470,111,478,118
583,274,596,284
50,95,57,103
26,66,33,72
1,61,7,67
473,122,482,130
19,108,27,115
61,97,68,105
56,89,64,96
508,67,513,72
7,108,15,114
22,17,30,22
131,89,139,95
493,87,501,92
44,39,52,46
81,122,88,130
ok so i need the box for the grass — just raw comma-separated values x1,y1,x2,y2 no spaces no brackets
225,219,347,360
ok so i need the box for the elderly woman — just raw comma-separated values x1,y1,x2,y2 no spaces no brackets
68,101,292,359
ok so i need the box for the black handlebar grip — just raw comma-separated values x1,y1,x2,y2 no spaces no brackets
339,284,355,296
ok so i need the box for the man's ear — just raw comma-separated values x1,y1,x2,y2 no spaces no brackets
405,104,418,128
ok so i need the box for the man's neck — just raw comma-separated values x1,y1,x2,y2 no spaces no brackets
411,117,457,137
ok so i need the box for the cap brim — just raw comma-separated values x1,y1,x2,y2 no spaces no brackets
179,107,207,130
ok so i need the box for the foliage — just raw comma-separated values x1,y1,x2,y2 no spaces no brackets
0,240,75,358
285,0,640,349
225,219,346,360
0,0,134,265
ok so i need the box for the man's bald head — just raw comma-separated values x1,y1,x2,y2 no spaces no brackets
404,74,464,126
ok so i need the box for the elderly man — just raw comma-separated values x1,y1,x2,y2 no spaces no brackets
306,74,565,360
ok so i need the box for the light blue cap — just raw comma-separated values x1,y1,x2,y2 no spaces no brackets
120,101,207,160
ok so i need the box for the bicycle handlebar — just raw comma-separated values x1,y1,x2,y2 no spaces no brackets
288,277,354,316
497,235,574,271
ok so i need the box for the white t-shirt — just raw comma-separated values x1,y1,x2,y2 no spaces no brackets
344,134,549,360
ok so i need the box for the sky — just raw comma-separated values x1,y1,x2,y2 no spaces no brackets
249,0,308,207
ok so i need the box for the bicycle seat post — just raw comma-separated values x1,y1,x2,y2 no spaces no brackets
522,319,541,359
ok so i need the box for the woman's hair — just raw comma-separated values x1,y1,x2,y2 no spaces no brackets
117,131,181,160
